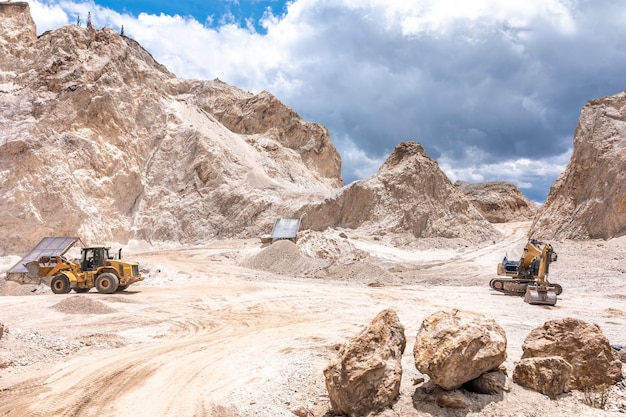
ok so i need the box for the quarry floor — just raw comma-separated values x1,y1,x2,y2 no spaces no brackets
0,221,625,417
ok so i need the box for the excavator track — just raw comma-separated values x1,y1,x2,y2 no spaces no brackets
489,278,563,296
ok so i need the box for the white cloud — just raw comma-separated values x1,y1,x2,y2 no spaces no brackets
439,145,572,194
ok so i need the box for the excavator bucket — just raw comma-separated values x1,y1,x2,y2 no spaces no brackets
524,285,557,306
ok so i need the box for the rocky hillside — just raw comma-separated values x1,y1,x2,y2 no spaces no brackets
0,3,509,257
455,181,537,223
297,142,500,243
0,3,342,255
530,91,626,240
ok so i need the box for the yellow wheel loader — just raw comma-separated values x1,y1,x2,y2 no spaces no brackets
26,246,143,294
489,239,562,306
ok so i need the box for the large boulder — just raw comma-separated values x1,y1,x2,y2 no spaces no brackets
513,356,573,399
323,309,406,417
530,91,626,239
520,317,623,389
413,309,507,390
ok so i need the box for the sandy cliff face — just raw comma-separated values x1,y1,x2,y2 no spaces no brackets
298,142,500,243
530,91,626,240
455,181,537,223
0,4,342,254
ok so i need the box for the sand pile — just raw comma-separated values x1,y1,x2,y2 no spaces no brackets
0,279,50,296
296,230,367,263
241,233,401,285
241,240,329,277
51,295,116,314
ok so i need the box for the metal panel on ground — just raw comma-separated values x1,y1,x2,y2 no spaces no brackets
270,218,301,241
7,237,80,274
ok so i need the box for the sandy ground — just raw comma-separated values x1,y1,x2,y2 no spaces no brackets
0,221,625,417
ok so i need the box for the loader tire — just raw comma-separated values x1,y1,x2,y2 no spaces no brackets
51,275,71,294
96,273,119,294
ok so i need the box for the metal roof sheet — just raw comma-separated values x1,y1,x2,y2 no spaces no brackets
270,218,301,240
7,237,80,274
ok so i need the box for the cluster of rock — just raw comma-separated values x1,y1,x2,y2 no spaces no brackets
513,317,623,398
324,309,623,415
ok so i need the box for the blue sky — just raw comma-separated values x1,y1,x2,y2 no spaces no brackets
91,0,287,32
28,1,626,203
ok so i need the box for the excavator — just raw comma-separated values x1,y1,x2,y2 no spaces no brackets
489,239,563,306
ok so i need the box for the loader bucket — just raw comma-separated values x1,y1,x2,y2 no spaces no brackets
524,285,557,306
24,260,42,277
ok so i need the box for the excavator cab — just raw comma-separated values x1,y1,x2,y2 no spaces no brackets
81,247,110,272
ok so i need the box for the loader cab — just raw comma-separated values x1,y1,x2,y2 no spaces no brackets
81,247,110,271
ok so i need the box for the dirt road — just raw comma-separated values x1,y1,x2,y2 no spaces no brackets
0,222,624,416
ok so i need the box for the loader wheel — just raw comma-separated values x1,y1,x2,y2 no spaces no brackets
51,275,71,294
95,273,119,294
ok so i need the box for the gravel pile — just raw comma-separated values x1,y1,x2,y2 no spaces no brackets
51,296,116,314
240,240,329,277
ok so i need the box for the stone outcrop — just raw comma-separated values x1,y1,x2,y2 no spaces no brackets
323,309,406,417
298,142,501,244
455,181,537,223
520,318,623,389
530,91,626,239
413,309,507,390
513,356,573,399
0,2,36,45
0,6,342,255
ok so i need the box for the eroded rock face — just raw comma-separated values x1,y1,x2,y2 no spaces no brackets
413,309,507,390
520,318,623,389
530,92,626,239
0,2,36,45
299,142,501,244
0,9,342,255
323,309,406,417
455,181,537,223
513,356,573,399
